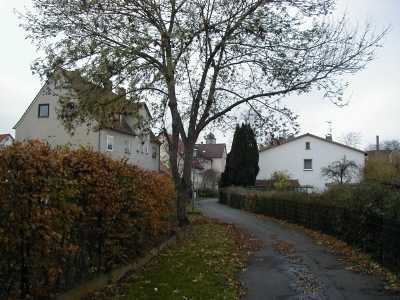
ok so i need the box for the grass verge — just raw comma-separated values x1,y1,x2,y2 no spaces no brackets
82,214,263,300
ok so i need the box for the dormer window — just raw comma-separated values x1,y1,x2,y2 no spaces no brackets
305,142,310,150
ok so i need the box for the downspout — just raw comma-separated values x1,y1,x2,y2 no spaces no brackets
98,130,101,151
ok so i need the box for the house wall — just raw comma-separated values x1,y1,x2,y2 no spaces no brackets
211,155,226,174
14,82,99,148
14,82,159,172
257,135,366,190
100,129,159,171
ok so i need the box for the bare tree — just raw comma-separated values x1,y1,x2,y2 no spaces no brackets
366,139,400,151
338,131,362,149
19,0,389,223
201,169,219,189
321,155,359,184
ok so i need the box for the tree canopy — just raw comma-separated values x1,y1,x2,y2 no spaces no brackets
221,123,259,187
18,0,389,223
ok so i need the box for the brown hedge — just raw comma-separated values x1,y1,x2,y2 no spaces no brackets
0,140,176,299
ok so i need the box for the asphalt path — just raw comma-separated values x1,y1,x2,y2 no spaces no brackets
196,198,400,300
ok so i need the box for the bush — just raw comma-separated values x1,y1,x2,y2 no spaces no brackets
0,140,176,299
198,187,219,197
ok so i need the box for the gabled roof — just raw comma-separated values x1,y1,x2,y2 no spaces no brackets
160,163,172,177
160,132,210,170
0,134,14,143
13,69,160,143
258,133,368,155
196,143,226,158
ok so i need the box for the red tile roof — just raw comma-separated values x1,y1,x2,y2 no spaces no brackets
196,143,226,158
259,133,367,155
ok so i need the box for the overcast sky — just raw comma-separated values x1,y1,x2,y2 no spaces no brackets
1,0,399,150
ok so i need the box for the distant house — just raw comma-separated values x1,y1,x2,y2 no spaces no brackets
13,70,161,171
159,132,226,190
257,133,368,190
195,132,227,176
0,134,14,147
158,132,209,190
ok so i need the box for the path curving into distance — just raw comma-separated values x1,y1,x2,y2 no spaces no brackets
196,198,399,300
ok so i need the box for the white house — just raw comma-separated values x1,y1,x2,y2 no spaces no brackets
13,71,161,171
196,132,227,176
0,134,14,147
257,133,368,190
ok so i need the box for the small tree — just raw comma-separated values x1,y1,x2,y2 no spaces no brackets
321,155,359,184
268,170,292,191
338,132,362,149
363,151,400,184
201,168,219,189
221,124,259,187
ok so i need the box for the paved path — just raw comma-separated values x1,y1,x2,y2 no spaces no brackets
196,198,400,300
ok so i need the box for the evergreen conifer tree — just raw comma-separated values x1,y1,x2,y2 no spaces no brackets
221,124,259,187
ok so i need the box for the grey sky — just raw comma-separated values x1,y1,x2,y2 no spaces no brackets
1,0,399,150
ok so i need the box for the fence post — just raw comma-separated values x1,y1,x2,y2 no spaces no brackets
273,198,275,218
325,205,328,233
379,215,383,265
284,199,286,220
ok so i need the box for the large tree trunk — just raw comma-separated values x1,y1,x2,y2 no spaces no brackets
176,181,190,224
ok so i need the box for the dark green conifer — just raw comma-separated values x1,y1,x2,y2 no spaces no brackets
221,124,259,187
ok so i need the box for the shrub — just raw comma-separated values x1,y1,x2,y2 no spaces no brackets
198,187,219,197
0,141,176,299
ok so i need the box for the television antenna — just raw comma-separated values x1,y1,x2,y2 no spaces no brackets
326,120,333,134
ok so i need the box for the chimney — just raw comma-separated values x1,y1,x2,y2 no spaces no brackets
325,134,332,141
376,135,380,151
103,79,113,91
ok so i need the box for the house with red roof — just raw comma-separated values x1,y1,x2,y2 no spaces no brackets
13,71,161,171
159,132,226,190
258,133,368,190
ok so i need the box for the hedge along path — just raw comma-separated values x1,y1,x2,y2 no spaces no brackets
0,140,176,299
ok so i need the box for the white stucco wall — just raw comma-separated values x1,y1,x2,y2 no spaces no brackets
14,82,99,148
257,135,366,190
100,130,159,171
14,82,160,172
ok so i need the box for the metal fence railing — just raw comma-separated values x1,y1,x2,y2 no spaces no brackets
219,192,400,276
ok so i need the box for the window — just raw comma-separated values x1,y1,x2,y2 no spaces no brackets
136,143,140,152
107,135,114,151
145,146,149,154
141,145,144,153
124,140,131,153
38,104,49,117
305,142,310,150
304,159,312,170
152,147,157,159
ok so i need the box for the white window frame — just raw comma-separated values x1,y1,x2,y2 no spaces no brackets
107,135,114,151
124,140,131,154
145,146,149,154
141,144,144,153
304,159,312,170
305,142,310,150
136,143,140,152
152,147,157,159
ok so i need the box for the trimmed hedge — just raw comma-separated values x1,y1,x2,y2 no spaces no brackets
0,140,176,299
